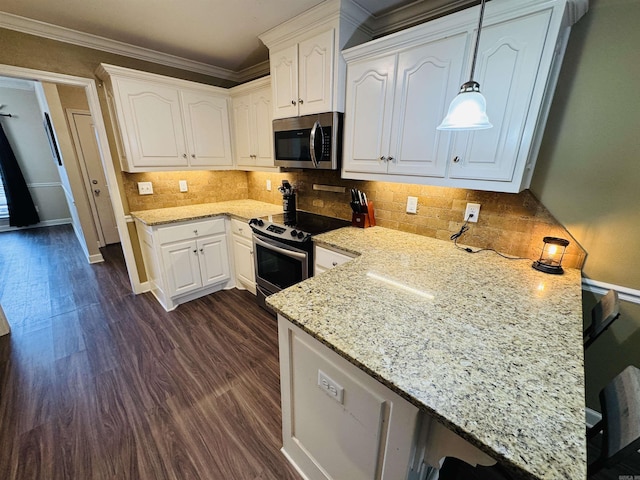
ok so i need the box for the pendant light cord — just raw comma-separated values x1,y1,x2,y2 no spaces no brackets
468,0,487,82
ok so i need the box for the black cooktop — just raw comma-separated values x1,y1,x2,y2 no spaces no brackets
267,211,350,235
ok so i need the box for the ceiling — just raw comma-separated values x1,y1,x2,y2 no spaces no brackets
0,0,427,80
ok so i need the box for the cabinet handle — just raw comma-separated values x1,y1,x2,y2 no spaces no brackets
298,98,304,105
183,153,187,159
291,100,297,106
453,156,461,163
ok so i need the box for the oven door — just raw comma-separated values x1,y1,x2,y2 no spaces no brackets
253,234,309,296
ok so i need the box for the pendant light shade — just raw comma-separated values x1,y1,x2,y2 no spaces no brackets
437,0,492,131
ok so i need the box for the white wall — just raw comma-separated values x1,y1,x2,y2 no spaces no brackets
0,78,70,230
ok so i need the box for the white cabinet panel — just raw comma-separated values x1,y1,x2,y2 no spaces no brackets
198,235,230,287
343,55,396,174
161,239,201,297
232,94,253,166
271,45,299,119
314,245,354,276
233,235,256,293
449,10,551,182
182,90,233,167
298,30,335,116
389,34,467,177
252,90,274,167
116,78,187,168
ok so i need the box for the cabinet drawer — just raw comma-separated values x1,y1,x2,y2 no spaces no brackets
230,218,252,239
157,217,225,244
315,246,354,272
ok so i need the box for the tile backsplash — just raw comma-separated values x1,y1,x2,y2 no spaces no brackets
121,169,585,269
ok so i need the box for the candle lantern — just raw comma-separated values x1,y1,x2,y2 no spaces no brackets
532,237,569,274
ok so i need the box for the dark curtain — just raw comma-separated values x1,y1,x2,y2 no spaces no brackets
0,121,40,227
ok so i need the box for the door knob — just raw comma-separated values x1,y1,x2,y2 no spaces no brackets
92,179,98,185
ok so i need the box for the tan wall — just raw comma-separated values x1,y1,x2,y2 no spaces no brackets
530,0,640,408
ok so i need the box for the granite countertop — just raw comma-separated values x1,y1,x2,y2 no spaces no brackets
130,199,284,226
267,226,586,480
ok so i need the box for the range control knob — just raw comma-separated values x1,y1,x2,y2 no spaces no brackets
297,231,305,239
257,219,264,226
290,230,298,237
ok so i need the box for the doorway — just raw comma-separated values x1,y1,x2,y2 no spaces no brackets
66,109,119,246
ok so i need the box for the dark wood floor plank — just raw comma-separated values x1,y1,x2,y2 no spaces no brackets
0,225,302,480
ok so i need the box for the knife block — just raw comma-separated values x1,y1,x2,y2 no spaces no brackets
352,201,376,228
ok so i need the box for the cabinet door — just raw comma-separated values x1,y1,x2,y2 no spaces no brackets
389,34,467,177
161,239,202,297
342,54,397,174
252,88,274,167
271,45,299,119
115,78,188,168
448,10,551,182
233,234,256,292
197,235,230,287
232,93,254,166
298,29,335,116
182,90,233,167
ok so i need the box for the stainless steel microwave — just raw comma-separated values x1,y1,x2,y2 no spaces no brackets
273,112,342,170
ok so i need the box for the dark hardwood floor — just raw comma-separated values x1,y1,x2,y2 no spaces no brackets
0,225,301,480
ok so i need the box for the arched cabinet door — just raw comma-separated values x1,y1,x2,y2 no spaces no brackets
342,54,397,174
270,45,299,120
116,77,188,168
298,29,335,116
448,9,552,182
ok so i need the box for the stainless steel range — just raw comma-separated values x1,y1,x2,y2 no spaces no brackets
249,211,350,313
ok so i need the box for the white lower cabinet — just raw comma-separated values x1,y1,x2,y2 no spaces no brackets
314,245,355,276
230,219,256,294
135,217,231,311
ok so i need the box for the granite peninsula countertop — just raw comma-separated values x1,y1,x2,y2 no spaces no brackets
267,226,586,480
130,199,283,226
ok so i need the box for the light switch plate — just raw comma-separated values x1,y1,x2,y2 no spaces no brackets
406,196,418,214
137,181,153,195
179,180,188,192
266,179,272,191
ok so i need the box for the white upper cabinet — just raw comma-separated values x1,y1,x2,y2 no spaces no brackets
181,90,232,167
97,64,233,172
270,29,335,119
259,0,371,119
342,0,588,193
343,33,467,177
230,77,276,169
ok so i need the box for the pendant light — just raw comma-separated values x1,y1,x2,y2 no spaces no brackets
437,0,492,131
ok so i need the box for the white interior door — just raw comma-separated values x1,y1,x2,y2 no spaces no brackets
67,110,119,245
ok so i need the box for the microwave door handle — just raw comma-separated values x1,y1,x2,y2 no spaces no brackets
310,121,320,168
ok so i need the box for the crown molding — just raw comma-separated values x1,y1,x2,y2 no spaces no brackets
0,11,241,82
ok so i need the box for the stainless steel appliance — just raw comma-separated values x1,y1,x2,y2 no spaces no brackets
249,211,350,313
273,112,342,170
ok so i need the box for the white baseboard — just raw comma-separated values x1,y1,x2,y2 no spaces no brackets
0,217,71,232
88,253,104,264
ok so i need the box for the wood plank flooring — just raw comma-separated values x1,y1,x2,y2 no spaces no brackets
0,225,301,480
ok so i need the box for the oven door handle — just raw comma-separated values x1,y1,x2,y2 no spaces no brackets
310,120,320,168
253,235,308,260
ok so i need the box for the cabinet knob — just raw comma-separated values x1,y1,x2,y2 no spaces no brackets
193,249,197,254
453,156,461,163
191,154,196,158
332,261,338,266
380,156,386,161
199,248,204,253
298,98,304,105
94,189,101,195
193,229,198,235
388,156,394,162
183,153,187,158
291,100,297,106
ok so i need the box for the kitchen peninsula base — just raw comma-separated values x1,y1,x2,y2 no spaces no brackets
278,316,496,480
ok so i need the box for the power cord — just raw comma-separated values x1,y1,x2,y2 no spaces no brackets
450,213,529,260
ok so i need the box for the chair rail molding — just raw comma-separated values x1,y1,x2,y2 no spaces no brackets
582,278,640,306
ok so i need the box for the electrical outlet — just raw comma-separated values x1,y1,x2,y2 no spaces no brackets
406,196,418,214
317,370,344,404
137,181,153,195
179,180,188,192
266,179,272,191
465,202,481,222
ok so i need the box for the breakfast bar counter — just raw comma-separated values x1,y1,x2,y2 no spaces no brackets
267,226,585,480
